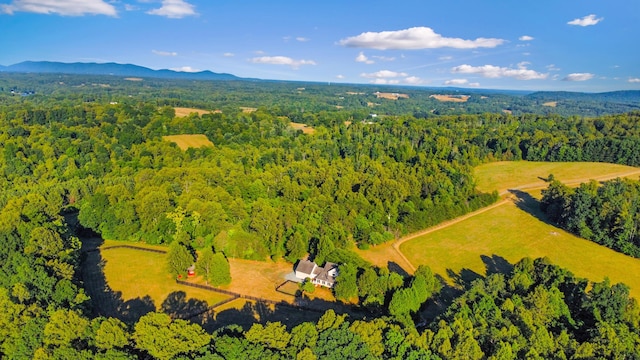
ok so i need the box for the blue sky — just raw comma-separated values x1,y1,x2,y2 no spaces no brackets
1,0,639,92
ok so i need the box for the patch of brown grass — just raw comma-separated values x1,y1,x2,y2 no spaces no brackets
240,107,257,113
429,94,470,102
124,77,143,81
543,101,558,107
375,92,409,100
290,122,316,134
162,134,214,150
174,107,217,117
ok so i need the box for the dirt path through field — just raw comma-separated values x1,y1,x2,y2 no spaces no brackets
390,168,640,272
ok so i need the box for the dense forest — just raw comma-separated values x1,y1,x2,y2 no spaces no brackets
541,177,640,258
1,73,639,358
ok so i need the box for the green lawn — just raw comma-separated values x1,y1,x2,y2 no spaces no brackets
400,200,640,299
474,161,638,194
101,245,231,309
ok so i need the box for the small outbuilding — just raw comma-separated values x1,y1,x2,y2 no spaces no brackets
187,264,196,277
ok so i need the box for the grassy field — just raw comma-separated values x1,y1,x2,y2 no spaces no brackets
289,122,316,134
162,134,215,150
101,245,230,308
474,161,639,194
399,200,640,299
174,107,217,117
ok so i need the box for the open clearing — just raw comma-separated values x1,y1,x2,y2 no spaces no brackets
358,161,640,298
174,107,219,117
543,101,558,107
429,94,470,102
399,200,640,299
162,134,214,150
474,161,640,194
289,122,316,134
240,107,257,113
375,92,409,100
101,245,231,308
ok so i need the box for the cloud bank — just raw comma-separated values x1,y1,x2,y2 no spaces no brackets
250,56,316,69
568,14,603,27
451,63,548,80
152,50,177,57
1,0,117,16
339,27,505,50
147,0,197,19
359,70,422,85
563,73,594,81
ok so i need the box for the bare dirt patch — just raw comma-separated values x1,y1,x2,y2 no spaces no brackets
162,134,214,150
289,122,316,134
375,92,409,100
429,94,470,102
543,101,557,107
124,77,143,81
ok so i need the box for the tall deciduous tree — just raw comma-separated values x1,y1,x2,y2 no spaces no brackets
209,252,231,286
167,241,194,277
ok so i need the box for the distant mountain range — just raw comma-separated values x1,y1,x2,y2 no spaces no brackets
0,61,240,81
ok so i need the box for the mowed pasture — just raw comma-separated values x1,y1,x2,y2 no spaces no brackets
100,244,231,309
289,122,316,134
474,161,640,194
399,200,640,299
162,134,214,150
174,107,217,117
429,94,470,102
393,161,640,298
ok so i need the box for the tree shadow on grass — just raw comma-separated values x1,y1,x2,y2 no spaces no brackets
161,291,210,320
508,189,553,225
387,261,411,278
422,255,515,322
81,236,156,324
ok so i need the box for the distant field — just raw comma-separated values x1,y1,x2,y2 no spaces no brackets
375,92,409,100
543,101,558,107
474,161,639,194
289,122,316,134
101,245,231,308
174,107,218,117
162,134,214,150
399,201,640,299
429,94,470,102
240,107,257,113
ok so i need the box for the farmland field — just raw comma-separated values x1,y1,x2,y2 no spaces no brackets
100,245,231,308
399,200,640,299
474,161,640,194
289,122,316,134
174,107,216,117
162,134,215,150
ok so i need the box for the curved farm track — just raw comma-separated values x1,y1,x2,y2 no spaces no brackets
381,168,640,273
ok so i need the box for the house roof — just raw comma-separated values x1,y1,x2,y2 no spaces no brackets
295,259,316,276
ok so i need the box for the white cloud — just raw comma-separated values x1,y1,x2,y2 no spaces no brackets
1,0,117,16
296,37,309,42
404,76,423,85
250,56,316,69
356,52,374,64
519,35,534,41
338,26,505,50
451,63,548,80
336,74,345,79
439,56,453,61
360,70,408,79
547,64,561,71
152,49,177,56
563,73,594,81
147,0,196,19
568,14,603,27
223,52,235,57
469,82,480,87
170,66,200,72
360,70,421,85
124,4,138,11
444,79,469,85
372,55,395,62
629,78,640,83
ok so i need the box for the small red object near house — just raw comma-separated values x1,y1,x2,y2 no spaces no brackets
187,264,196,278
